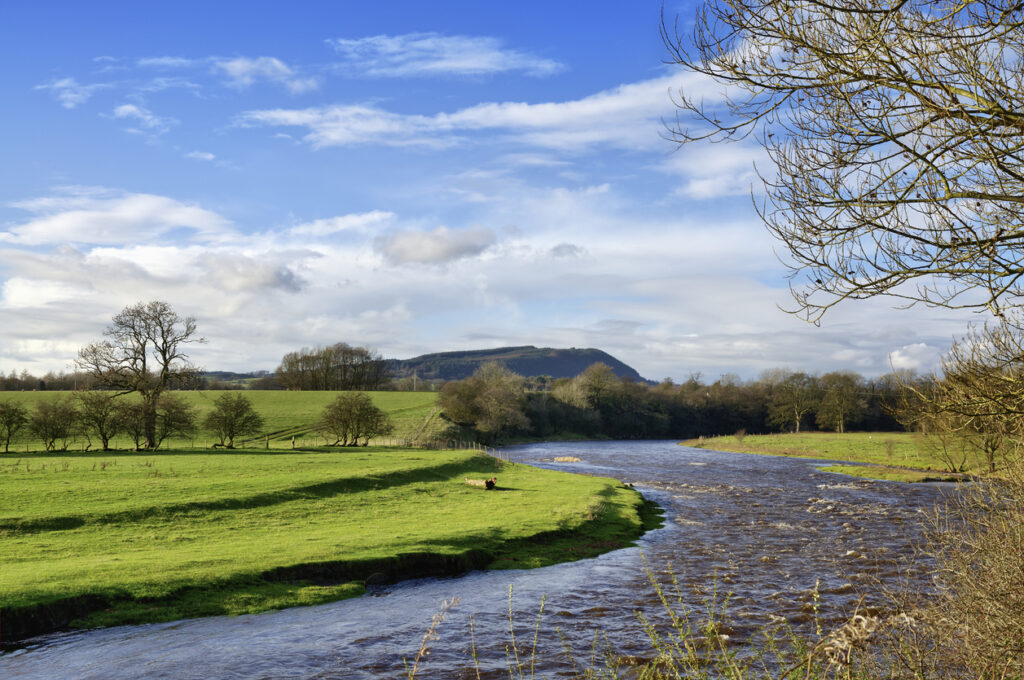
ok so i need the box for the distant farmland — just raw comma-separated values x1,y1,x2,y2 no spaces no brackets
0,391,445,452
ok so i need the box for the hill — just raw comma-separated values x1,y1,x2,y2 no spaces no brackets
388,345,647,382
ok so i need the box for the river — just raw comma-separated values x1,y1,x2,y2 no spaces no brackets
0,440,949,678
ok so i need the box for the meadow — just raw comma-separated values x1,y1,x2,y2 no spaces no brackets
1,446,652,638
0,389,445,451
683,431,964,482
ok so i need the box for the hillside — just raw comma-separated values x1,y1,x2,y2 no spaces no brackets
388,345,647,382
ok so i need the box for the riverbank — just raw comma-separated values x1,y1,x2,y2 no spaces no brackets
2,447,656,642
682,431,967,482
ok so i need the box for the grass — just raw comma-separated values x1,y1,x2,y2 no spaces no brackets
682,431,963,483
1,447,653,635
0,389,445,451
816,464,962,483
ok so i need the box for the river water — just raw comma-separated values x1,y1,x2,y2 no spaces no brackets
1,441,949,679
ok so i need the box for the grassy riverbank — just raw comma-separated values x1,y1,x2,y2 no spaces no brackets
1,447,655,640
682,431,965,482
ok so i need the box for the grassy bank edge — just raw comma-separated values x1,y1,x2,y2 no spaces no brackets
680,432,966,483
3,460,663,643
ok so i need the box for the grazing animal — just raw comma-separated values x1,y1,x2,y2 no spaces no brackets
465,477,498,490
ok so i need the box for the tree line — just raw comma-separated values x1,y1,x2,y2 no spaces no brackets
0,301,395,452
0,389,393,453
438,361,905,444
274,343,389,391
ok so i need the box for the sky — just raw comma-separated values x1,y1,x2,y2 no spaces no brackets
0,1,982,382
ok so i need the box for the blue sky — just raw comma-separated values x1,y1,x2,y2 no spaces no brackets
0,1,976,380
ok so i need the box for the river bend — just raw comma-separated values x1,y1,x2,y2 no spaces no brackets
0,440,948,678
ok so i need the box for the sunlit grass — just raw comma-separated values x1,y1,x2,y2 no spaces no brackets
1,447,650,631
0,389,442,451
682,432,958,482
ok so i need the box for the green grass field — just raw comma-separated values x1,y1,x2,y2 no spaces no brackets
683,431,967,482
0,390,446,451
1,447,653,636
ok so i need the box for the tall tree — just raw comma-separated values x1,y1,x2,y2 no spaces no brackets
765,371,820,433
816,372,865,433
77,301,203,449
438,362,529,443
276,343,388,391
667,0,1024,322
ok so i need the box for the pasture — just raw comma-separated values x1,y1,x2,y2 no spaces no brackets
683,431,967,482
0,390,445,451
1,447,650,635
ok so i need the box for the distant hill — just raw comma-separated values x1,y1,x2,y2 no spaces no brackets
387,346,647,383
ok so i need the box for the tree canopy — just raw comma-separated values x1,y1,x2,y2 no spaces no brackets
666,0,1024,321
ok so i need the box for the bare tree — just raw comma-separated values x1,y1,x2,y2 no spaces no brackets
77,301,203,449
816,371,865,433
764,370,819,432
276,343,389,391
438,362,529,443
204,393,264,448
28,398,78,452
75,391,123,451
115,394,198,450
917,318,1024,471
0,400,29,453
666,0,1024,322
316,392,393,446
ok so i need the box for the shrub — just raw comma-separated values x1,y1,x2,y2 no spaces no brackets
317,392,393,446
0,400,29,452
28,398,78,451
203,393,264,448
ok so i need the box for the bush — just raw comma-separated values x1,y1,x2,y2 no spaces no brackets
28,398,78,451
203,393,264,448
0,400,29,453
114,395,197,450
317,392,393,446
75,391,122,451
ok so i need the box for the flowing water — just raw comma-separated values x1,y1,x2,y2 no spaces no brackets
1,441,949,679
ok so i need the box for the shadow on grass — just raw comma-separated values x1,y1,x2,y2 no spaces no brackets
5,455,504,535
3,491,663,643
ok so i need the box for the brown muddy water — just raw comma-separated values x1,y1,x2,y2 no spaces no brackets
0,441,950,679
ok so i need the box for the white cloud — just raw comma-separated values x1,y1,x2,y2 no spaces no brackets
185,150,216,161
290,210,395,237
888,343,942,372
196,252,305,293
2,188,231,246
374,226,496,265
137,56,198,69
661,142,771,199
35,77,111,109
327,33,563,77
0,184,973,380
237,71,717,151
2,278,88,309
214,56,319,93
237,104,455,149
111,103,175,134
